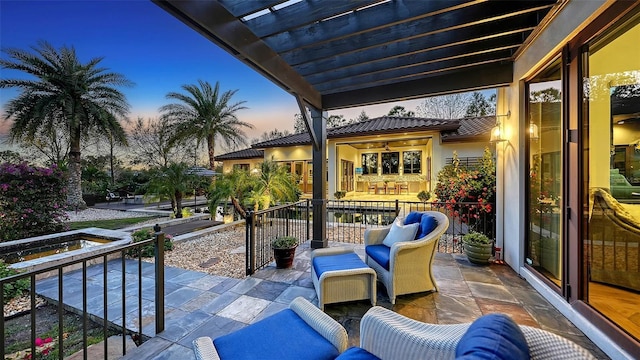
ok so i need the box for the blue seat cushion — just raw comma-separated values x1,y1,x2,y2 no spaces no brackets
335,347,381,360
455,314,530,360
214,308,340,360
404,211,423,225
365,244,390,270
313,252,368,278
415,214,438,240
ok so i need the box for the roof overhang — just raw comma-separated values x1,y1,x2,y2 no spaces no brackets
153,0,560,110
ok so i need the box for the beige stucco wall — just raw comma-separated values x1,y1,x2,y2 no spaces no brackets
221,158,263,173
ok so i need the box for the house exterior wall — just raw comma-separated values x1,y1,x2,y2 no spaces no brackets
502,1,635,358
221,158,263,173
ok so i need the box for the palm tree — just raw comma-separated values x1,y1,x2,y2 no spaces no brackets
209,160,299,219
0,41,132,208
159,80,253,170
146,162,197,218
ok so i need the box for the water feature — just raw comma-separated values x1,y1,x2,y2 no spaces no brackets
0,228,131,272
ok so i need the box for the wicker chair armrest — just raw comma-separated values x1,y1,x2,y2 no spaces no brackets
520,326,597,360
192,337,221,360
289,297,349,353
364,227,391,246
360,306,597,360
360,306,467,360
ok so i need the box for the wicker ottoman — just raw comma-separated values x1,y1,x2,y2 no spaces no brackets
311,247,377,310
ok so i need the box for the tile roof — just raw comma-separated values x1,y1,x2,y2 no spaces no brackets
250,116,493,148
216,148,264,160
328,116,459,138
440,115,495,142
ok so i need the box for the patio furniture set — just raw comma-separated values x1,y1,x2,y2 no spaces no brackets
191,211,596,359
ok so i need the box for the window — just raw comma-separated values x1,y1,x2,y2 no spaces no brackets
382,152,399,174
362,153,377,175
526,57,562,287
403,151,421,174
233,164,250,171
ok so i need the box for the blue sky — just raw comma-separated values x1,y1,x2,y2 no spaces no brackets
0,0,426,140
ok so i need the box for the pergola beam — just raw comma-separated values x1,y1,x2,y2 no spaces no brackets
315,51,513,93
295,95,321,151
280,2,554,66
152,0,322,109
218,0,287,18
294,17,536,77
262,0,474,53
304,35,523,85
321,62,513,110
244,0,385,38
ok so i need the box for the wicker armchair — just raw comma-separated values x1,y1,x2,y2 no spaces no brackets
192,297,348,360
364,211,449,304
359,306,596,360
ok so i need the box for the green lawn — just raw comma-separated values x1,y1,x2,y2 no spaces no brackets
66,216,159,230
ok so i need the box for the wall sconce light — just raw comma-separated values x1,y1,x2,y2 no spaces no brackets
529,123,539,140
490,121,507,143
490,111,510,143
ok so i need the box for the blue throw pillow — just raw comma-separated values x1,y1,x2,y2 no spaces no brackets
404,211,423,225
335,347,381,360
415,214,437,239
455,314,530,360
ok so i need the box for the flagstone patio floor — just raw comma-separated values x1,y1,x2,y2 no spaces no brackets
35,242,608,359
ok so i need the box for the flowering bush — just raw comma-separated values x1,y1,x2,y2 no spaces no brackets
0,162,68,242
434,148,496,234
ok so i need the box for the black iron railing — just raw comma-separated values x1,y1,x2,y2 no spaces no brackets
245,200,310,275
1,227,166,360
245,199,495,275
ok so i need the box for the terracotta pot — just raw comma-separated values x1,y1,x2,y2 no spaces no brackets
463,242,493,265
273,247,297,269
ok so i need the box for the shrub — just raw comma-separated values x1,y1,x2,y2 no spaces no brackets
271,236,298,249
417,190,431,203
434,148,495,234
462,231,492,245
0,260,30,304
0,162,68,242
334,191,346,199
125,228,174,257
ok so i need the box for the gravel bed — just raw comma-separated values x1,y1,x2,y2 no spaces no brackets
65,208,164,222
150,227,247,279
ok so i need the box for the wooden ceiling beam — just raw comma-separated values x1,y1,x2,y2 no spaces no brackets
322,63,513,110
281,2,554,66
263,0,475,53
294,15,538,76
218,0,287,18
243,0,384,38
305,34,524,85
152,0,322,108
315,51,513,93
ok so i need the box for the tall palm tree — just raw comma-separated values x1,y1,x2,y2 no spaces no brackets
0,41,132,208
159,80,253,170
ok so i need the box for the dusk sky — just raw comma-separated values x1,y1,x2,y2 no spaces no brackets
0,0,423,141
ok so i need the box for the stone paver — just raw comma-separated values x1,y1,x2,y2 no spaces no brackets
35,245,609,360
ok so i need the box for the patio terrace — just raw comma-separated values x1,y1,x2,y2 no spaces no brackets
36,242,607,359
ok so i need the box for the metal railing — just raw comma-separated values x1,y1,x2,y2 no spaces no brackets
245,199,495,275
1,226,166,360
245,200,310,275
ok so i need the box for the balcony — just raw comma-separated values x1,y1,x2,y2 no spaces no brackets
21,241,606,359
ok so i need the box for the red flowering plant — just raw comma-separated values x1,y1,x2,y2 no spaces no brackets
434,148,496,237
0,162,68,242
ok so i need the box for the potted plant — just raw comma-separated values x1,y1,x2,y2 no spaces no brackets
462,232,493,265
272,236,298,269
334,190,346,199
417,190,431,203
